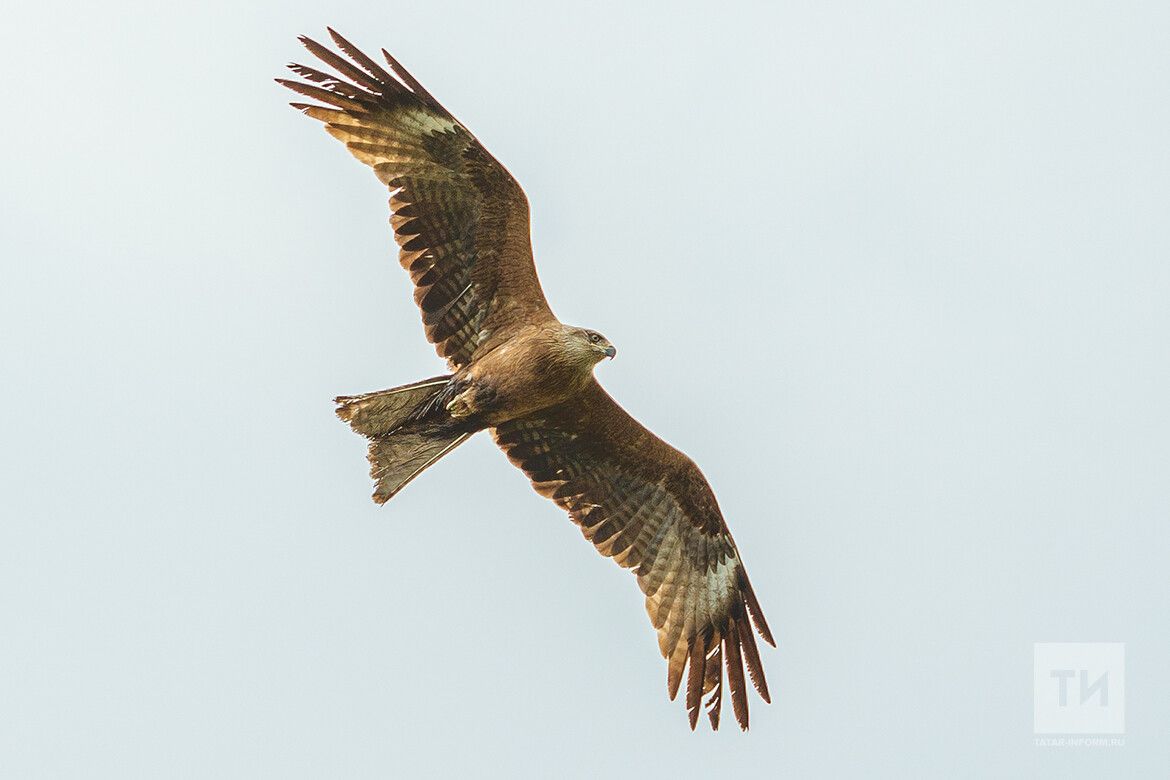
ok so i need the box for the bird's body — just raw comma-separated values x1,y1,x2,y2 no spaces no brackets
455,322,607,424
281,29,775,730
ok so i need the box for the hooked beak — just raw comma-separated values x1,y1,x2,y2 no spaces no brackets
604,345,617,359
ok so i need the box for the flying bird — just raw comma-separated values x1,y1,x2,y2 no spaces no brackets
279,29,774,730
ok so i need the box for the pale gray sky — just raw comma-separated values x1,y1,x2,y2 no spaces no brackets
2,1,1168,777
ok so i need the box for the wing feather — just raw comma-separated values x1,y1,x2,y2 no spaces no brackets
685,639,705,730
493,381,774,730
280,31,555,369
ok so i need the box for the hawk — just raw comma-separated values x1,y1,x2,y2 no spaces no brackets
279,29,775,730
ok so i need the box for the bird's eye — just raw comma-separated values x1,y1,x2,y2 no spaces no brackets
589,333,601,343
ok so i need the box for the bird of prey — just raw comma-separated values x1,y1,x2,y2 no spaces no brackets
279,29,774,730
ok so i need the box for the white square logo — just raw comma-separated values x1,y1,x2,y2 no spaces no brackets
1034,642,1125,734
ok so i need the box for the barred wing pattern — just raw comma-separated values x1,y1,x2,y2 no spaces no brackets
279,30,554,368
493,381,775,730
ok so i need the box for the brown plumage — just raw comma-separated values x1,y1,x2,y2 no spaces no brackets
280,29,775,730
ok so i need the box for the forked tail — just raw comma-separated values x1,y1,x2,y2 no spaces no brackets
335,375,476,503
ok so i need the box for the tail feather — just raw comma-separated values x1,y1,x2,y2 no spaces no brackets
334,375,477,503
366,429,472,504
335,375,450,437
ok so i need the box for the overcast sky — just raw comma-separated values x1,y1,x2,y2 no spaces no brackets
2,1,1168,777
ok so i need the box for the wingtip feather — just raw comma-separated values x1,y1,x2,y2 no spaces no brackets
667,661,683,701
724,623,751,730
737,566,776,646
738,615,771,703
685,641,704,730
326,27,395,83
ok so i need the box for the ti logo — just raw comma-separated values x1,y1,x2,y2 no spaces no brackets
1034,643,1125,735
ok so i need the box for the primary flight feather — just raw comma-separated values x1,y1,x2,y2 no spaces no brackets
279,29,775,730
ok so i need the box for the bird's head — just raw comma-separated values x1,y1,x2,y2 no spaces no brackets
566,326,617,366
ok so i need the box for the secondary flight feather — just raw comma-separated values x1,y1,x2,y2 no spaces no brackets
279,29,775,730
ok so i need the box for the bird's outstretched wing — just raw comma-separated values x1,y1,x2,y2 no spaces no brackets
493,381,775,730
279,30,554,369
